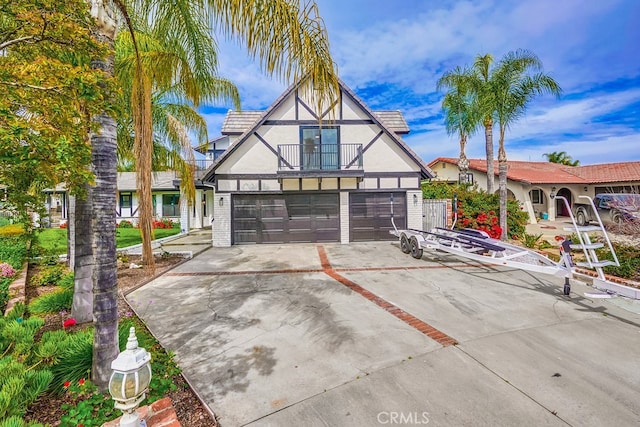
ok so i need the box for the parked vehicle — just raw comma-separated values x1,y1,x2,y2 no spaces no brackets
574,193,640,226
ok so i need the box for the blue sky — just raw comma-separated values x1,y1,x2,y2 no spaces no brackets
199,0,640,166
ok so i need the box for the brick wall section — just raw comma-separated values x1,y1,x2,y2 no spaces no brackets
213,193,231,247
406,190,423,230
446,199,454,228
340,192,349,244
103,397,180,427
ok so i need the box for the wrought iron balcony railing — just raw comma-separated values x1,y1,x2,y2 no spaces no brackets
277,143,363,174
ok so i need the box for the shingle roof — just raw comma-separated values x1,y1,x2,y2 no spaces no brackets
220,109,410,135
372,111,409,134
117,172,178,191
221,111,263,135
429,158,640,184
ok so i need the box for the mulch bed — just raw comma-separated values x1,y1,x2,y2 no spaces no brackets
23,255,218,427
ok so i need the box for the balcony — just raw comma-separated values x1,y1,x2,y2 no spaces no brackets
277,143,364,177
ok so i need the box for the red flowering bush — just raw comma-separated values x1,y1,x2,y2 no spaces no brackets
458,204,502,239
152,218,175,229
422,181,528,239
59,222,68,229
63,318,76,328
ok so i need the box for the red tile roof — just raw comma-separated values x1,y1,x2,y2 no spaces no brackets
429,158,640,184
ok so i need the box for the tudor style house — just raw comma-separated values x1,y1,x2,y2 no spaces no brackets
203,80,434,246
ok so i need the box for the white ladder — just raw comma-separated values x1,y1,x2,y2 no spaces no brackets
554,195,620,281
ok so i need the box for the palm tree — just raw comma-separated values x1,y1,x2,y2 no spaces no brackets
493,49,562,239
543,151,579,166
85,0,338,389
115,27,240,267
470,54,497,194
437,66,479,183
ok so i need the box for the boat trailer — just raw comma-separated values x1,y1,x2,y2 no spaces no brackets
390,195,640,300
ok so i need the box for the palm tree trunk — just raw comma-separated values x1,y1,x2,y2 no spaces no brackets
67,195,75,271
498,128,508,240
71,187,94,324
90,110,119,390
89,0,119,390
484,118,495,194
458,134,469,183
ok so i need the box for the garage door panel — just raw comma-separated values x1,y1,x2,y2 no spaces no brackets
349,192,406,242
232,194,339,244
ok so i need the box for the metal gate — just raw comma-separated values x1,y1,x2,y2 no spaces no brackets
423,199,449,231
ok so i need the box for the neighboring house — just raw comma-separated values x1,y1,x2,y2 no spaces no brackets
202,79,434,246
429,158,640,223
116,171,215,230
42,171,216,230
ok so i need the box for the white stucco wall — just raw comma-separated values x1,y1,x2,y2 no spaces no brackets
213,193,231,247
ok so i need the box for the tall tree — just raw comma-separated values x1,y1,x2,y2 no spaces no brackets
437,66,479,183
543,151,579,166
85,0,338,389
471,54,497,194
114,27,240,266
0,0,111,227
493,49,562,239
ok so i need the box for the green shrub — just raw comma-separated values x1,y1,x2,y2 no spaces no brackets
49,329,94,394
117,220,134,228
0,236,28,269
0,218,11,227
0,224,25,238
600,244,640,280
60,379,116,427
422,181,528,239
0,304,53,421
28,288,73,315
1,277,12,313
29,265,68,287
521,232,543,249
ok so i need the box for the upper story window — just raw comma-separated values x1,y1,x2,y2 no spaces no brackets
300,126,339,170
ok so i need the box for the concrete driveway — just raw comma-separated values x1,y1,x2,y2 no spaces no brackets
127,242,640,427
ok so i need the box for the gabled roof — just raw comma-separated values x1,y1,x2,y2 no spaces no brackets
221,111,263,135
373,111,409,134
205,79,434,180
117,172,178,191
194,135,228,154
429,158,640,185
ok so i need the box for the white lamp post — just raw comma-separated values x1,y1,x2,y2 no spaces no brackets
108,327,152,427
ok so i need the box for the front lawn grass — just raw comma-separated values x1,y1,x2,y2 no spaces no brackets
35,228,181,256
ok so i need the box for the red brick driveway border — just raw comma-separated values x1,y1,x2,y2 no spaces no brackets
316,245,458,347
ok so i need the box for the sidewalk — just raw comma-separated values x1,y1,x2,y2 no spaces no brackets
120,228,212,258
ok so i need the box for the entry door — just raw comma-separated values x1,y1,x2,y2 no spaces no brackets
349,192,406,241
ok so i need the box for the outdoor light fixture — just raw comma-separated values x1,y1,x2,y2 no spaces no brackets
413,194,418,206
219,197,224,207
109,327,152,427
584,186,588,192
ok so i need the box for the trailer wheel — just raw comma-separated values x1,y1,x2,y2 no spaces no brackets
410,237,423,259
576,210,587,226
400,235,411,254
